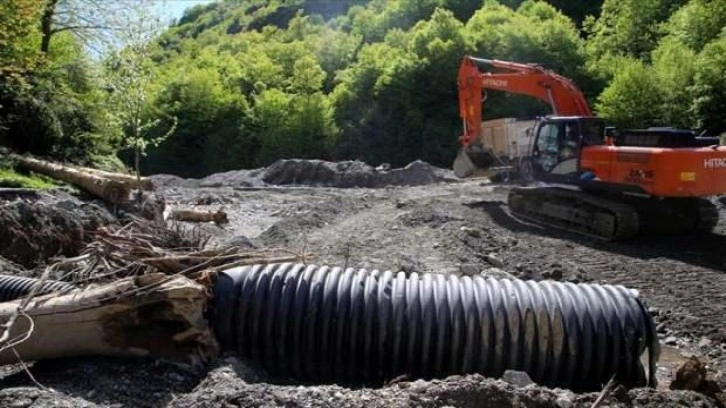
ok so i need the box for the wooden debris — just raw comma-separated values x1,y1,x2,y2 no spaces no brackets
73,166,155,191
61,221,301,282
0,220,306,367
0,274,217,366
11,155,131,204
169,208,229,225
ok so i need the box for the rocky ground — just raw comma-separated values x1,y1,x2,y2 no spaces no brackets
1,159,725,407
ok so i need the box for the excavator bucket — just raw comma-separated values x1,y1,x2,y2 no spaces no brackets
453,141,506,179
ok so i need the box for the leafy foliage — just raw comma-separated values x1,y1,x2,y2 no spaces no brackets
0,0,43,78
593,0,726,133
585,0,687,61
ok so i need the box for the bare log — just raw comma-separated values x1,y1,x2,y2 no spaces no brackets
72,165,154,191
0,274,217,366
11,155,131,204
169,208,228,225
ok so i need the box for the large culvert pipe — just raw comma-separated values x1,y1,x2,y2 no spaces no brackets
0,274,75,302
211,263,659,391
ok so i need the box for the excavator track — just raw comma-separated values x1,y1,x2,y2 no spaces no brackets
507,187,719,241
507,187,640,241
696,198,719,233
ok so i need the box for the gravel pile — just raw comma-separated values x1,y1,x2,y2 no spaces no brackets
150,159,458,189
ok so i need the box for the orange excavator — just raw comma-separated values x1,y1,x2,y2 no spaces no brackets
456,55,726,240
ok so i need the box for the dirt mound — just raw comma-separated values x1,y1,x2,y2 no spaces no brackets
166,362,717,408
261,159,457,188
149,169,267,189
199,168,266,188
0,192,116,267
148,174,190,188
151,159,457,189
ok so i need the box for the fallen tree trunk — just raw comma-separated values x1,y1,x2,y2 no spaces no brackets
0,274,217,366
11,155,131,204
169,208,228,225
73,166,154,191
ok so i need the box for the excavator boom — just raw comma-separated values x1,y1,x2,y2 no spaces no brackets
457,56,591,148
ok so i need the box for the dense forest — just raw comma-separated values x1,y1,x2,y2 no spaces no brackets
1,0,725,177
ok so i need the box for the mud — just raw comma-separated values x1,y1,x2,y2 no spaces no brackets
1,160,726,406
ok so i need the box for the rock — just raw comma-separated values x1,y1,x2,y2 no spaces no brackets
501,370,534,387
221,235,259,249
8,398,33,408
665,336,678,346
459,264,480,276
120,193,166,223
196,194,219,205
484,253,504,268
670,356,706,391
697,337,713,349
656,323,667,333
542,268,564,281
481,267,511,279
460,226,481,238
555,397,573,408
400,255,423,274
648,307,660,316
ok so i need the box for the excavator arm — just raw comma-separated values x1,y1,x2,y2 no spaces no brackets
458,56,592,147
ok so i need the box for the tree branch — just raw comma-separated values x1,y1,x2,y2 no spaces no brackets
50,24,114,34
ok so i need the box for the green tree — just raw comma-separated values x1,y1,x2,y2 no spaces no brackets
104,0,176,186
500,0,603,26
585,0,687,61
662,0,726,51
334,8,467,166
595,58,665,129
690,35,726,133
148,65,251,176
0,0,43,78
650,38,697,128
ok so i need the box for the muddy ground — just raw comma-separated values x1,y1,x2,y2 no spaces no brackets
1,160,726,407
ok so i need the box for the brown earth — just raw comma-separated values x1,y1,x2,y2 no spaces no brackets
1,160,726,407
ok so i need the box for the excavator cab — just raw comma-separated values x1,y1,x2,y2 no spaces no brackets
455,55,596,180
527,116,606,183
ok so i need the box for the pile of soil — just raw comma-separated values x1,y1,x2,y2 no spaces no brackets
261,159,457,188
0,357,716,408
0,188,164,269
168,361,717,408
0,190,115,267
149,159,458,189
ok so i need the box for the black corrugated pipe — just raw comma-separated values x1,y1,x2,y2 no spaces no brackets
0,274,75,302
211,263,659,391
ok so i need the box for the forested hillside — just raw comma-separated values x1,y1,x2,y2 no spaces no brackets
2,0,725,177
